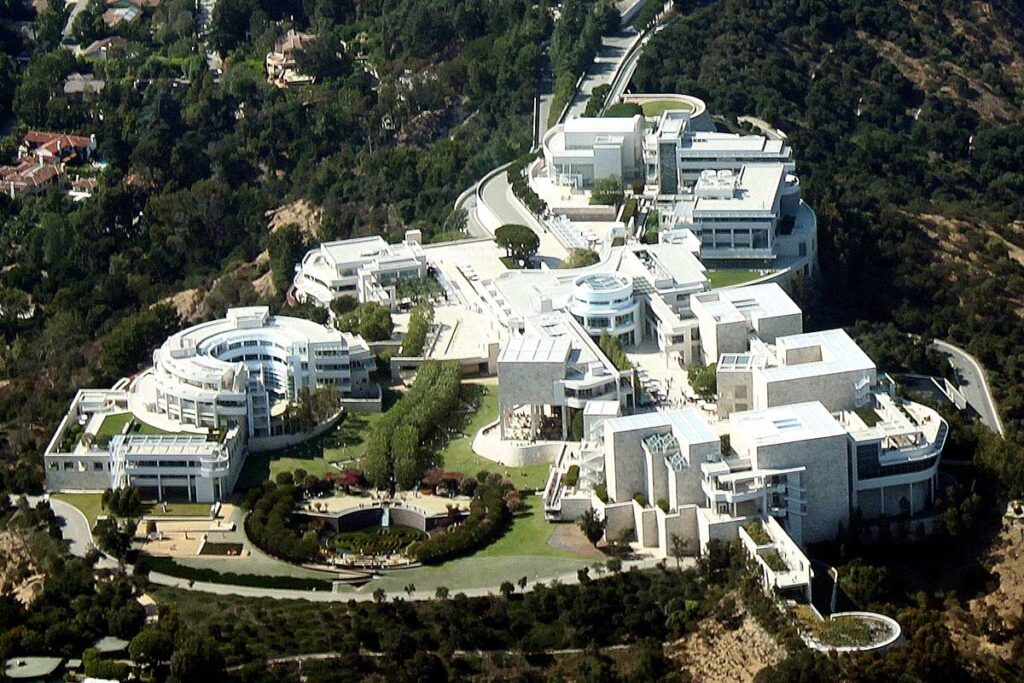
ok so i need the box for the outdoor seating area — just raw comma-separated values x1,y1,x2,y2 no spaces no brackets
503,408,565,442
635,366,718,417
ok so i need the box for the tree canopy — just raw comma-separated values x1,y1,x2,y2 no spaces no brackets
495,224,540,260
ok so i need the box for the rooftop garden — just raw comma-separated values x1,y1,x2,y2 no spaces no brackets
91,413,175,448
762,549,788,572
641,99,695,117
394,274,443,302
855,406,883,428
794,605,894,649
744,519,772,545
707,269,763,289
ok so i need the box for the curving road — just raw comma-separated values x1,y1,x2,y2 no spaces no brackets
932,339,1004,436
461,0,654,253
17,495,119,569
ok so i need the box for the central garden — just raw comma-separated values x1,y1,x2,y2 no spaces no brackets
333,527,426,556
209,360,601,585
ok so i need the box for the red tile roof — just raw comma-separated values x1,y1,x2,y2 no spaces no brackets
0,159,64,193
21,131,94,165
24,131,94,149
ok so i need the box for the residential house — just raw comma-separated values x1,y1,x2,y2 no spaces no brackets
79,36,128,60
266,29,318,87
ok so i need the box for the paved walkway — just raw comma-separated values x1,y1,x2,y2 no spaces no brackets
148,556,674,603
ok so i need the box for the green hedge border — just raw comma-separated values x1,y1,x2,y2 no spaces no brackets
137,556,336,591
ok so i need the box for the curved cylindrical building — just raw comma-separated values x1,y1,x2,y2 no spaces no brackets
568,273,640,345
147,307,375,438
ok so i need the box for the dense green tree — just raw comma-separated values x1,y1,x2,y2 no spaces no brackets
266,224,307,296
93,518,137,560
589,177,624,206
169,632,227,681
578,508,605,545
494,224,539,261
129,627,175,668
100,305,180,379
335,302,393,341
687,363,716,401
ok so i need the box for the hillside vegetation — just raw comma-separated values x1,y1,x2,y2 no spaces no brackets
637,0,1024,482
0,0,554,489
636,1,1024,678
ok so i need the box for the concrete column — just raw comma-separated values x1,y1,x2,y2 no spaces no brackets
561,405,568,440
157,474,163,502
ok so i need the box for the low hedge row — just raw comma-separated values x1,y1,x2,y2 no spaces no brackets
137,555,335,591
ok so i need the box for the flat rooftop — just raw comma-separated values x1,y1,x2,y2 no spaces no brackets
621,243,707,288
319,235,389,262
564,115,641,134
763,328,875,382
4,657,63,680
689,164,787,214
497,336,571,364
692,282,801,324
683,131,789,156
605,408,718,447
730,401,846,446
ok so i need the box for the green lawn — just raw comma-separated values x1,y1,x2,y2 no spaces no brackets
707,269,764,289
642,99,694,117
435,383,552,490
235,411,386,488
52,492,103,528
237,382,553,491
476,495,578,559
94,412,132,440
95,412,172,440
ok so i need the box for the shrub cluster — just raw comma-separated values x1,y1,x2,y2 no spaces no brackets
409,474,517,564
136,555,334,591
101,486,142,516
399,302,434,357
507,158,547,214
334,527,425,555
243,483,319,563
